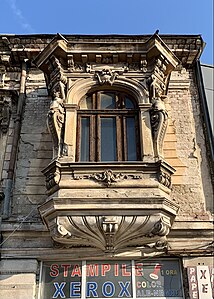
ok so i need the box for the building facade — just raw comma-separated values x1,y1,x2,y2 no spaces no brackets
0,34,213,299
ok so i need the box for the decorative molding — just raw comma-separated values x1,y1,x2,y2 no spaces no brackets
91,170,124,186
148,217,171,237
72,169,143,186
49,215,172,253
67,77,149,105
140,55,148,72
95,69,118,86
85,63,129,74
42,160,175,192
45,166,61,190
158,170,172,188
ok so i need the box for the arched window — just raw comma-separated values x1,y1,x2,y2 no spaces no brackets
76,91,140,162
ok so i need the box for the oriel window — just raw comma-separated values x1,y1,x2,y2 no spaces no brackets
76,91,140,162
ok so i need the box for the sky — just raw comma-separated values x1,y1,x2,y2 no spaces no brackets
0,0,213,64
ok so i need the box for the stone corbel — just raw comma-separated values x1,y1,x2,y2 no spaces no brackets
46,214,173,254
45,164,61,191
149,216,171,237
140,55,147,72
158,169,172,188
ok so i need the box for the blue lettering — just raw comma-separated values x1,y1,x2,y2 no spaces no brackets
102,281,115,297
70,282,81,297
118,281,131,297
53,282,66,298
87,282,98,297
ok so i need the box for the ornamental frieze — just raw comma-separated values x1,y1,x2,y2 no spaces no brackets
72,169,143,187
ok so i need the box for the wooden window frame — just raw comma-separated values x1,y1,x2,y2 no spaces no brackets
76,91,140,162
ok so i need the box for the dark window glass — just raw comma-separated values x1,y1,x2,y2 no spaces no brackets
126,117,137,161
100,93,116,109
80,117,90,161
125,96,135,109
77,91,139,162
101,118,116,161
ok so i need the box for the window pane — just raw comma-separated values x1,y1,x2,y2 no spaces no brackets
126,117,137,160
101,118,116,161
80,96,92,109
125,96,135,109
100,93,116,109
80,118,90,161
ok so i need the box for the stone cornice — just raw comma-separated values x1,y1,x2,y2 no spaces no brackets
33,33,180,74
0,34,205,67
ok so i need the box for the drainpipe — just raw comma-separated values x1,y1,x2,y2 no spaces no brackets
2,60,28,219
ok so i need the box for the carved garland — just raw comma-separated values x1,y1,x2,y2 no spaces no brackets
72,169,143,186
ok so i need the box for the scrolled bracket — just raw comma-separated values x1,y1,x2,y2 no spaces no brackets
150,96,168,158
148,217,171,237
158,170,172,188
45,166,61,191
